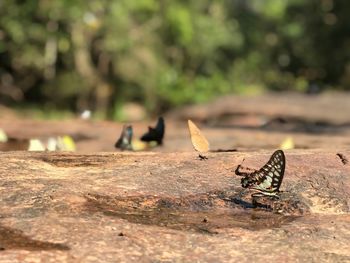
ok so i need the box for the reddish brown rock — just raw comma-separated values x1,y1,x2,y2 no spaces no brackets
0,150,349,262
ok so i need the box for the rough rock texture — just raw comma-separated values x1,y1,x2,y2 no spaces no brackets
0,150,349,262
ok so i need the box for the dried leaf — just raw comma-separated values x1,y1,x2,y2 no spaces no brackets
188,120,209,153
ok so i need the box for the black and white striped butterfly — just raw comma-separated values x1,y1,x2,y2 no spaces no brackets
235,150,285,198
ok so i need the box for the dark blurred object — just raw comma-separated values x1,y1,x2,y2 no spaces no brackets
140,117,165,145
306,83,322,95
115,125,133,151
336,153,348,165
0,137,29,151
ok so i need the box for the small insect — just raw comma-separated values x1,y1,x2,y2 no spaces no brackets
198,154,208,160
235,150,286,198
188,120,209,160
140,117,165,145
115,125,133,151
336,153,348,165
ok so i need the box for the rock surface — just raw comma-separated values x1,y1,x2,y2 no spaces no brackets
0,150,349,262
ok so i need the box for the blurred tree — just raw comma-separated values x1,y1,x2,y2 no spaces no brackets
0,0,348,118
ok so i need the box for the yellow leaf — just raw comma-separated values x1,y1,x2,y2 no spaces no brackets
0,129,8,142
279,136,294,150
131,139,149,151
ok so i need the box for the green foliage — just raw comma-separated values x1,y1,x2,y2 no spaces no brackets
0,0,348,119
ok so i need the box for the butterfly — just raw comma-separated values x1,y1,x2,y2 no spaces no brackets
140,117,165,145
115,125,133,151
188,120,209,160
235,150,286,198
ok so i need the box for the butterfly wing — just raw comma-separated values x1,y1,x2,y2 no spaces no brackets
115,125,133,150
253,150,285,193
155,117,165,142
140,117,165,145
240,150,285,195
188,120,210,153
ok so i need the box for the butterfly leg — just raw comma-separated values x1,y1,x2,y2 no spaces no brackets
198,154,208,160
251,192,267,207
252,196,259,208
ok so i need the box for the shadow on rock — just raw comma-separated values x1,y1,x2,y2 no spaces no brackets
84,191,303,233
0,224,70,251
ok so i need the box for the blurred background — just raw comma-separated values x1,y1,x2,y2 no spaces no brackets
0,0,349,120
